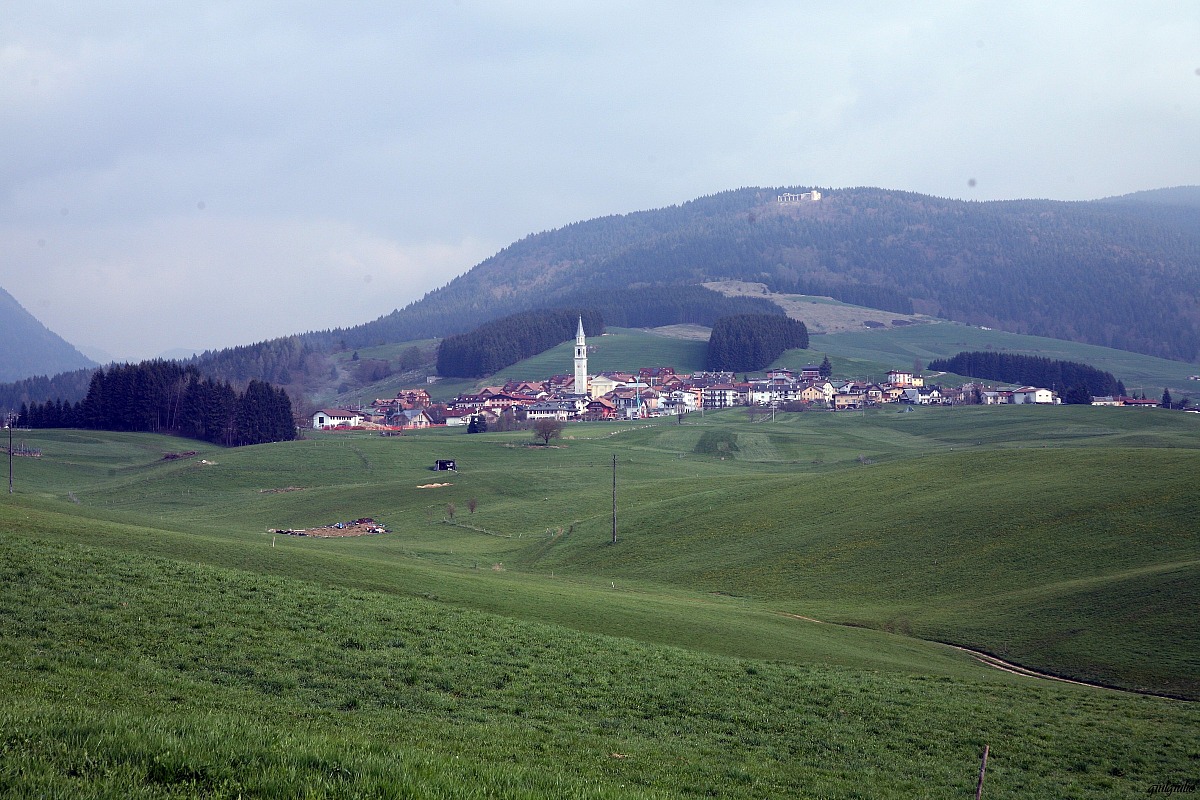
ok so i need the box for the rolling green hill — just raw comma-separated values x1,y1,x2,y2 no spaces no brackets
2,408,1197,797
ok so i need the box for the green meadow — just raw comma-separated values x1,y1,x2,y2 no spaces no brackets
807,322,1200,394
2,403,1198,798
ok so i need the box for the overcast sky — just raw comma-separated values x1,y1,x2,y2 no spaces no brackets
3,2,1198,361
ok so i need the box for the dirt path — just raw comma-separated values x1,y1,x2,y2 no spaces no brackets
776,611,1187,700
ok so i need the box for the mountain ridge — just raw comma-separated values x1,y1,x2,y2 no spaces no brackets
0,287,97,383
313,185,1200,363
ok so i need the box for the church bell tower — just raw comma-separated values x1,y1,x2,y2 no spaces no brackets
574,316,589,397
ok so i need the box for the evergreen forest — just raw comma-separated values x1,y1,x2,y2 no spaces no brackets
436,309,605,379
928,351,1122,397
17,361,295,447
705,314,810,372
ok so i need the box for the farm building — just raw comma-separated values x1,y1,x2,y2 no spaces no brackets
312,409,363,429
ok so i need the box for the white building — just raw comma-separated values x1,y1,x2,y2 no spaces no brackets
1011,387,1057,405
777,190,822,203
312,409,363,429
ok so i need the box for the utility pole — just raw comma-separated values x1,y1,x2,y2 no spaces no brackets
6,412,15,494
611,453,617,544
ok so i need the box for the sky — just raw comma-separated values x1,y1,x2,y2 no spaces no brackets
3,2,1199,362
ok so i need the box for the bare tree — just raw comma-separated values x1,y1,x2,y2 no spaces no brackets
532,418,564,446
446,502,456,521
467,497,477,514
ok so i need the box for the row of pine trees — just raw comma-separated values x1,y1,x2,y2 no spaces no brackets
17,361,295,447
436,309,605,378
927,351,1123,397
705,314,810,371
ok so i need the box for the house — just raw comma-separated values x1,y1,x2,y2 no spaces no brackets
901,388,942,405
581,397,618,421
526,401,576,421
391,408,433,429
702,384,743,409
800,383,826,404
312,409,363,429
747,380,776,406
395,389,432,408
639,367,677,385
443,409,475,427
887,370,914,386
1091,395,1122,406
1011,387,1056,405
800,365,822,381
833,391,865,410
545,374,577,395
666,388,701,412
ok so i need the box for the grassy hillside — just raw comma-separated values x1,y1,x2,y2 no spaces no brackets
4,526,1195,799
2,408,1198,796
494,327,708,382
811,322,1200,394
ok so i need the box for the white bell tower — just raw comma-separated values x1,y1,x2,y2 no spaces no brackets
574,316,589,397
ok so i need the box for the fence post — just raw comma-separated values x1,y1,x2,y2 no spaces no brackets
975,745,989,800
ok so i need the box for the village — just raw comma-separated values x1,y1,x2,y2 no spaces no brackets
312,366,1142,431
309,318,1166,431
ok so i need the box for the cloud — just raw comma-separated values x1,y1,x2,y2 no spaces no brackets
1,2,1198,359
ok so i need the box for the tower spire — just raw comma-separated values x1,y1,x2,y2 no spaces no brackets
574,315,589,397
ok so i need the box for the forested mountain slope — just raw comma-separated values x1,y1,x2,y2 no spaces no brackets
325,186,1200,362
0,287,96,382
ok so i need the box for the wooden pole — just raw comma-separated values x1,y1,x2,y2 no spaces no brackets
611,453,617,544
975,745,989,800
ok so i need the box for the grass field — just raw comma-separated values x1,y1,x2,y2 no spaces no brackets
2,406,1198,797
809,322,1200,395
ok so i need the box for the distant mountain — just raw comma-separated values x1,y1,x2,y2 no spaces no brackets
320,186,1200,363
1103,186,1200,209
0,288,97,382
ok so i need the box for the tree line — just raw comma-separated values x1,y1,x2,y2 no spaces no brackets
705,314,809,372
555,285,782,328
17,360,295,447
436,309,605,378
927,351,1123,398
0,367,96,414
